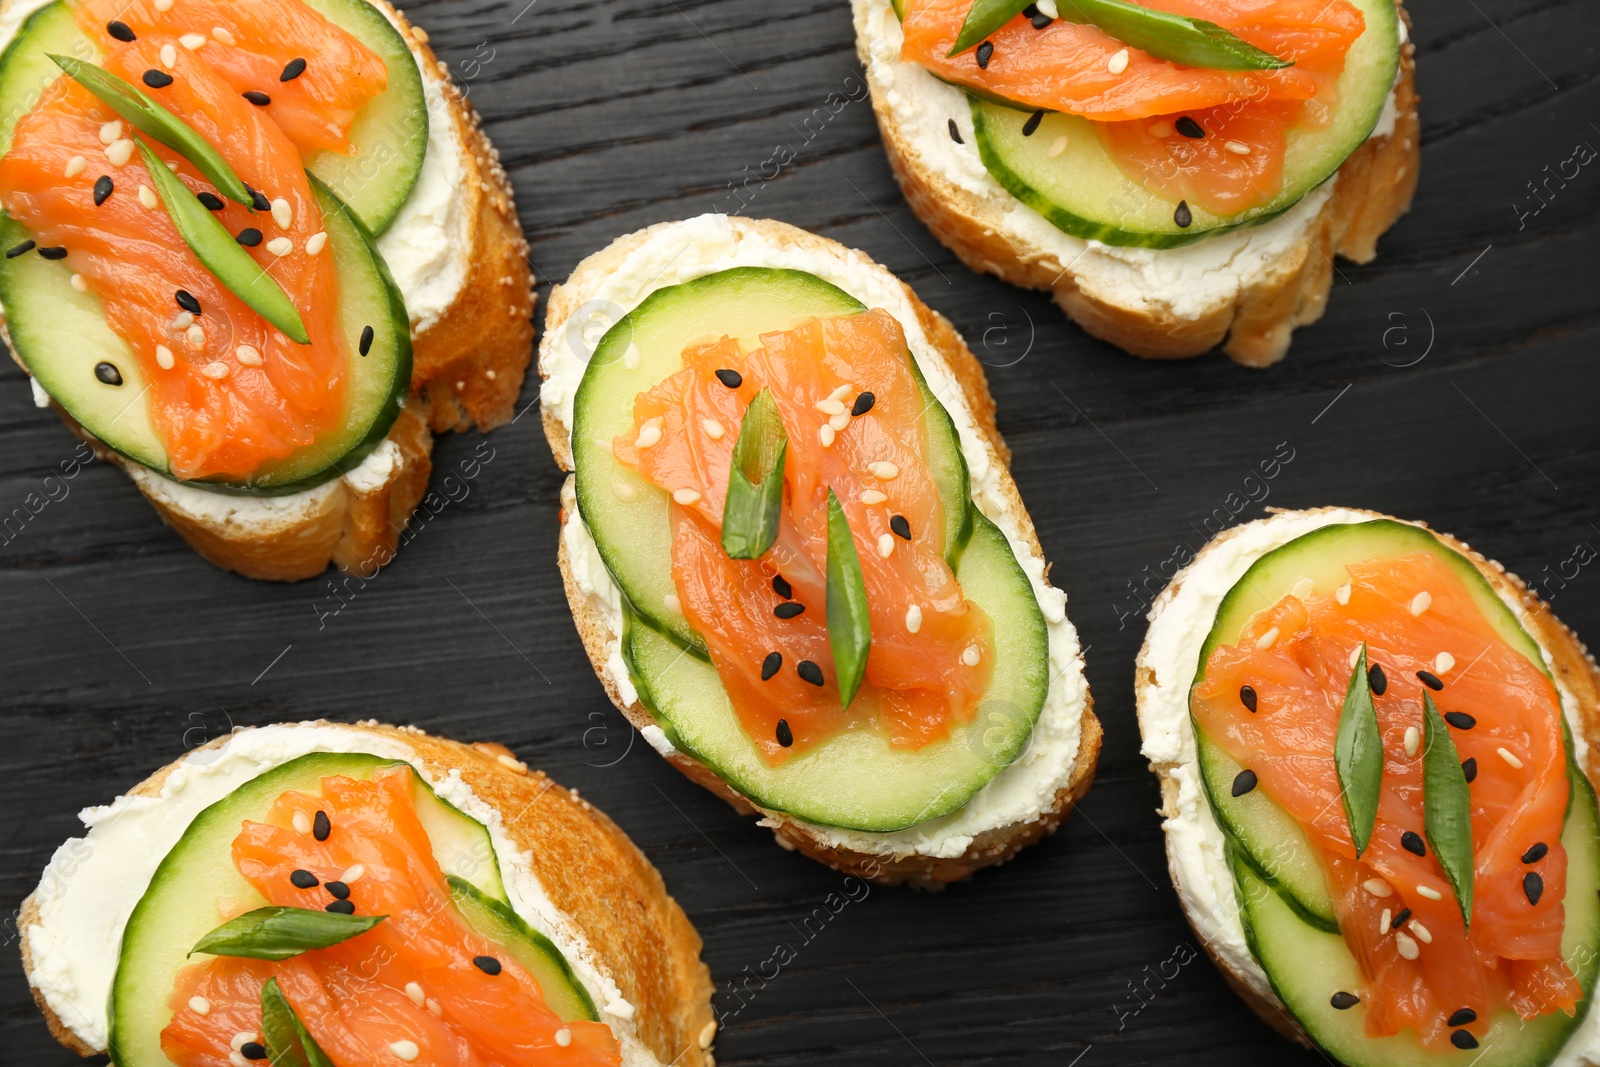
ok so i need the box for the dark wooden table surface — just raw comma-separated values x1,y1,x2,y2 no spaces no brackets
3,1,1597,1063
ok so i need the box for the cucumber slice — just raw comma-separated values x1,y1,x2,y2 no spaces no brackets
571,267,970,654
108,752,595,1066
1192,520,1555,934
625,510,1047,831
1232,767,1600,1066
447,876,599,1023
0,176,411,494
968,0,1400,247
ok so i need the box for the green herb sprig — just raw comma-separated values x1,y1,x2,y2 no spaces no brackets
1422,691,1475,927
825,488,872,708
190,905,386,961
721,388,787,560
1335,644,1383,857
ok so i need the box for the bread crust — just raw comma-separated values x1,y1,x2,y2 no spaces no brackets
538,216,1100,887
0,0,533,581
18,721,715,1067
855,1,1420,368
1134,507,1600,1048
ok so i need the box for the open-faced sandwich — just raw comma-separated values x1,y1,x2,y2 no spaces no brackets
538,215,1099,886
0,0,532,579
20,721,714,1066
1136,508,1600,1062
853,0,1419,366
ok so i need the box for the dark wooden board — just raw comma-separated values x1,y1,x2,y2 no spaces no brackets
3,0,1598,1062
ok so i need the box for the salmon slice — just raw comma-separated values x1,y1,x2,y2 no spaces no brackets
1193,551,1579,1048
0,41,346,480
74,0,388,157
613,311,993,762
160,768,622,1067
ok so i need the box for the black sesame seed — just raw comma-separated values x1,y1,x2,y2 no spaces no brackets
325,899,355,914
325,880,351,900
1173,199,1192,228
772,574,793,599
975,41,994,68
472,955,502,975
1451,1030,1479,1051
289,869,319,889
175,289,201,315
196,191,224,211
947,117,963,144
1176,115,1206,138
240,1042,268,1060
797,660,824,687
1239,684,1258,712
1391,907,1412,930
280,57,308,82
1462,757,1478,782
107,19,135,42
1329,991,1359,1010
94,361,123,386
93,176,113,206
851,391,876,416
1231,769,1257,798
1021,109,1045,137
1368,663,1387,695
142,69,173,89
714,368,742,388
1525,871,1545,905
1400,830,1426,857
312,810,331,841
761,651,782,681
1444,711,1477,730
248,187,270,212
1417,670,1444,691
1032,12,1053,27
236,227,263,246
1448,1008,1478,1027
242,90,271,106
5,240,34,258
775,718,794,748
890,514,911,541
774,602,805,619
359,324,374,356
1523,842,1549,864
38,245,67,260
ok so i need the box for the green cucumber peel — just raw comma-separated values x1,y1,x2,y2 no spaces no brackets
721,387,787,560
1335,643,1383,857
949,0,1292,71
261,977,336,1067
135,138,310,344
190,906,386,961
48,54,254,205
1422,691,1475,927
825,487,872,708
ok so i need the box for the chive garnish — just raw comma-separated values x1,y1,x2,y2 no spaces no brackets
1422,691,1475,927
135,139,309,344
190,905,385,960
721,388,787,560
948,0,1292,71
260,977,336,1067
48,55,254,207
1335,643,1383,857
825,488,872,708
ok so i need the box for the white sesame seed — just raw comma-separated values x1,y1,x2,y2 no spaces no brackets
701,417,724,440
1410,591,1432,616
1395,932,1420,960
1379,908,1391,936
160,44,177,68
1362,878,1393,898
635,418,662,448
212,26,236,45
699,1020,718,1049
425,998,442,1017
1335,583,1352,605
828,382,852,403
672,488,701,506
230,1032,258,1051
1498,747,1524,770
1435,651,1456,674
612,480,638,502
202,361,229,379
816,398,846,416
389,1040,419,1061
70,273,86,292
829,411,851,433
1416,885,1443,901
270,197,291,228
877,533,895,558
153,0,172,11
1047,134,1068,158
266,236,293,256
1349,644,1362,668
230,1053,250,1067
292,810,312,833
235,344,262,367
485,369,496,380
1224,140,1252,155
622,342,641,370
1409,920,1433,944
106,139,135,166
1404,726,1420,758
497,752,527,772
869,461,899,480
1147,121,1173,139
155,344,175,369
1107,47,1129,74
180,32,206,50
341,864,365,883
961,644,982,667
1255,626,1280,650
818,423,836,447
171,311,195,330
187,324,207,347
1037,0,1058,15
555,1029,573,1048
304,231,327,255
138,184,158,209
663,593,681,615
166,160,178,170
404,981,425,1007
860,489,887,505
905,604,922,634
188,996,212,1015
1290,576,1314,600
64,154,86,177
98,120,122,145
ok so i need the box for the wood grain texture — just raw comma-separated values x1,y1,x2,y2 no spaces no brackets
2,0,1597,1063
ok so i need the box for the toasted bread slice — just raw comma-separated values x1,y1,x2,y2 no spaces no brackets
1134,507,1600,1045
852,0,1420,367
2,0,534,581
538,215,1100,887
19,720,715,1067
